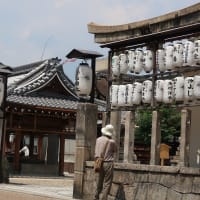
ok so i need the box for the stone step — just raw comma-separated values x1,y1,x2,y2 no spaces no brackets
172,155,180,160
170,159,179,164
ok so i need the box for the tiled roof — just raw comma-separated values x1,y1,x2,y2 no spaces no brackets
7,95,106,112
7,58,78,110
7,95,78,110
8,58,76,97
7,58,106,112
11,60,45,76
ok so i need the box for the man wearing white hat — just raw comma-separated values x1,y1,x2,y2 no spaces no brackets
94,124,117,200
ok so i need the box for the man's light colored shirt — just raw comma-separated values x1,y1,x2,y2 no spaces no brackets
95,136,117,161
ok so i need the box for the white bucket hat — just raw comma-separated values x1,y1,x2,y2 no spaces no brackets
101,124,115,137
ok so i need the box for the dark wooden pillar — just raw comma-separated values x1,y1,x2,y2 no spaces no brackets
30,136,34,157
14,131,21,172
2,119,7,156
59,134,65,176
89,58,96,103
105,50,113,124
38,136,43,160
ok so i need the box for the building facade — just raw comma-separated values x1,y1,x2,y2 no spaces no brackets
5,58,104,176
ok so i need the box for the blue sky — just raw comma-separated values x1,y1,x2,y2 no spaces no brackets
0,0,199,81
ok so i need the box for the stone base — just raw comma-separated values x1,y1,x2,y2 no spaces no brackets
83,161,200,200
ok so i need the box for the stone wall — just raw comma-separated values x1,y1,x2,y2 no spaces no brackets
83,161,200,200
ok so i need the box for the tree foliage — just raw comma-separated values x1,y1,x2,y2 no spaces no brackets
135,107,181,145
135,110,152,145
160,107,181,143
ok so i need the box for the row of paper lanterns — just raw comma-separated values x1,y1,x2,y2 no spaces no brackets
112,39,200,76
110,75,200,106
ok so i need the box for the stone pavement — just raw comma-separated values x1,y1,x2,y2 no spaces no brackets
0,175,81,200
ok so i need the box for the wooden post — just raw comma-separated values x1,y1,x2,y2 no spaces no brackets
14,131,21,172
73,103,97,199
105,50,112,125
124,111,135,163
150,111,161,165
38,136,43,160
179,109,191,167
89,58,96,103
59,134,65,176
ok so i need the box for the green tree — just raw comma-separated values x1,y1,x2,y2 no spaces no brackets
160,107,181,143
135,107,181,145
135,110,152,145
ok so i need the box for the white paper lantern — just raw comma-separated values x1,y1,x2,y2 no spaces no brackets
75,63,92,96
24,135,30,145
173,76,184,102
184,77,194,102
112,55,120,76
183,40,195,66
165,44,175,71
156,49,165,72
126,84,134,106
194,39,200,66
155,80,164,102
143,50,154,73
132,82,142,105
193,75,200,100
110,85,119,106
163,80,174,104
9,133,15,143
135,49,143,74
127,50,135,73
119,53,128,74
118,85,127,106
173,42,184,68
142,80,152,104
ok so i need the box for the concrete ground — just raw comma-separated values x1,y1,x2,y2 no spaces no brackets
0,175,79,200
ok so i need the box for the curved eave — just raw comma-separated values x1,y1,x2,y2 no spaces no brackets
88,3,200,44
25,73,57,94
23,72,77,99
9,60,77,100
88,3,200,33
7,60,49,94
56,73,78,100
101,22,200,49
55,65,78,98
